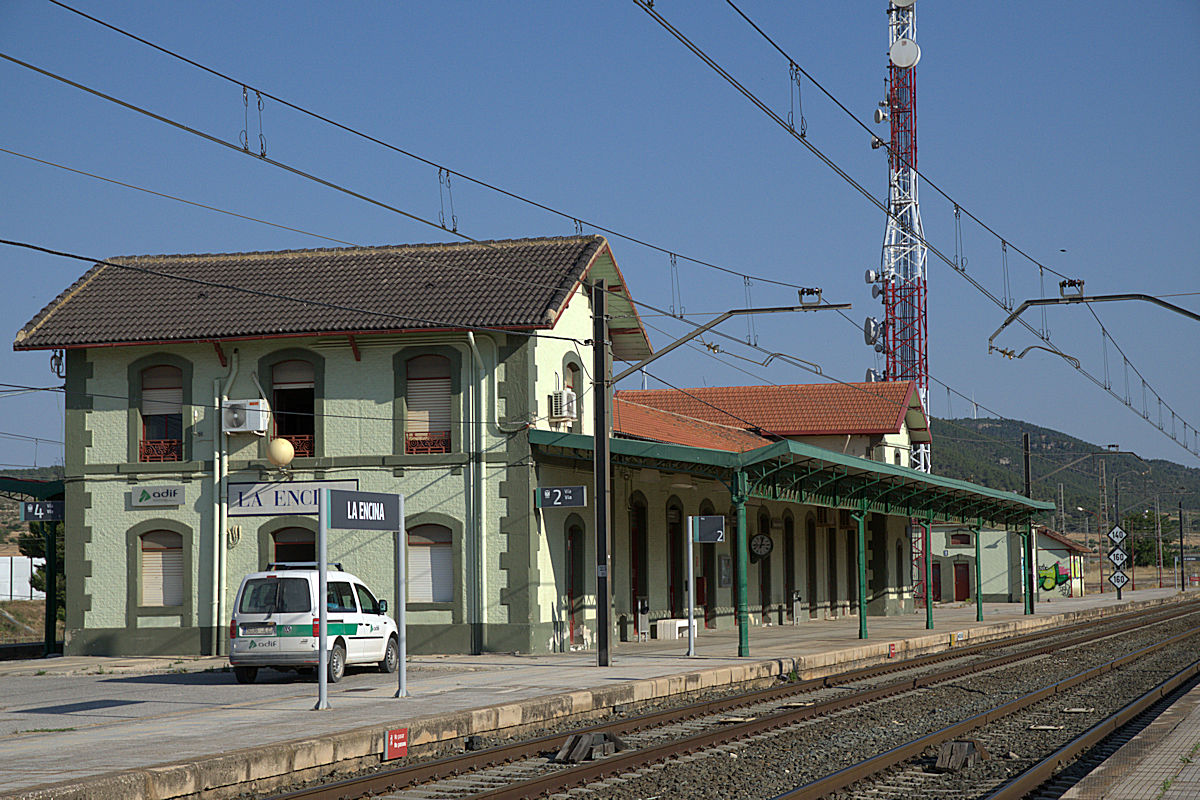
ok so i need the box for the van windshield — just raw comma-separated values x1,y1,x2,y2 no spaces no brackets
239,577,311,614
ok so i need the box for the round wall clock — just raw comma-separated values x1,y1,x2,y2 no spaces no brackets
750,533,773,558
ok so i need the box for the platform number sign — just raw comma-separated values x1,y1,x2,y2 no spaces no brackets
535,486,587,508
20,501,63,522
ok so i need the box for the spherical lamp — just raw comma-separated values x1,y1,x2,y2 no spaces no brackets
267,437,295,468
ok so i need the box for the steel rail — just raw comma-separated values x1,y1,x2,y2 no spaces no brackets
774,628,1200,800
265,601,1199,800
980,662,1200,800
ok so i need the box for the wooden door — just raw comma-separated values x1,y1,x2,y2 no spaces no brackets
932,562,942,602
954,562,970,602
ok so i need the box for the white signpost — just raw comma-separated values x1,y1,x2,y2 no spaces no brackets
685,516,725,657
315,488,405,710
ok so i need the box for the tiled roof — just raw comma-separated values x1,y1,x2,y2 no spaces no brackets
1036,525,1089,554
615,381,925,438
14,236,651,357
612,397,774,453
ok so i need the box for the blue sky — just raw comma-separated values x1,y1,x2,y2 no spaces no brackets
1,1,1197,474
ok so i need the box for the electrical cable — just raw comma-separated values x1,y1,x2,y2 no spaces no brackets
39,0,812,293
631,1,1199,461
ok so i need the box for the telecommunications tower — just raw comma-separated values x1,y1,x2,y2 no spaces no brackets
865,0,929,473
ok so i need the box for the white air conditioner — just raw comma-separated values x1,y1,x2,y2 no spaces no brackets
222,399,270,434
549,389,577,421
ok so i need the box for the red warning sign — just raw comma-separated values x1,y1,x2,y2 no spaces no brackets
385,728,408,760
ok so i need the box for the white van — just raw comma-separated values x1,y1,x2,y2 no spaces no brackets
229,563,399,684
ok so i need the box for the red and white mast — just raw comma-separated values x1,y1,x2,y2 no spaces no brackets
869,0,928,473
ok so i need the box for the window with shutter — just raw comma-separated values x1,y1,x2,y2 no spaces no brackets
272,360,315,456
407,524,452,603
406,356,451,454
272,527,315,563
140,366,182,462
141,530,183,607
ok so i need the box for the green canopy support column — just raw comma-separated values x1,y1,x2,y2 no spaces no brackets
851,505,868,640
733,470,750,657
973,518,983,622
1026,521,1037,614
923,517,933,630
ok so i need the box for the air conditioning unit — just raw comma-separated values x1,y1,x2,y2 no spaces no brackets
549,389,576,421
222,399,270,434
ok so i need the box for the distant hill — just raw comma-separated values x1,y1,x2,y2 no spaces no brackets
932,417,1200,529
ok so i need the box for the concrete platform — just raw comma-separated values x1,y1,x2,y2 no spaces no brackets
0,587,1192,800
1062,678,1200,800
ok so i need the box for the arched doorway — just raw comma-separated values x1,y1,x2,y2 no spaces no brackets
667,500,685,617
783,515,796,621
629,493,648,637
272,527,315,563
806,517,818,619
827,527,839,617
566,522,585,644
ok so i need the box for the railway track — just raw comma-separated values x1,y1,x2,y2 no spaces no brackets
260,600,1200,800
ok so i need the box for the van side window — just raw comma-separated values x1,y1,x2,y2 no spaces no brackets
354,584,380,615
327,581,357,612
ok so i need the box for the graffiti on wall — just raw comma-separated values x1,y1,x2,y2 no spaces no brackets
1038,562,1073,596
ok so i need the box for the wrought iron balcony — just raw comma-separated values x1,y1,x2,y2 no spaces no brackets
139,439,182,462
405,430,451,454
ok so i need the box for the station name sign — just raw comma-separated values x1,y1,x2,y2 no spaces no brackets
329,489,402,531
228,480,357,516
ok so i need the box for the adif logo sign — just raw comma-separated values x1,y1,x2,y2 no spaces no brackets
131,485,184,508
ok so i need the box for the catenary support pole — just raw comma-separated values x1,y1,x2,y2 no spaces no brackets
923,519,933,629
591,280,612,667
1181,499,1186,591
1023,433,1036,615
974,519,983,622
733,471,750,657
1027,522,1038,613
1114,477,1123,600
42,521,56,655
315,488,330,710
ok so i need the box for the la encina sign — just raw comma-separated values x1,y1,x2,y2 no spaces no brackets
228,480,357,516
329,489,402,531
130,485,184,508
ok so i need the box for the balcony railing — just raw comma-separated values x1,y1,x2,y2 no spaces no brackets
405,430,451,454
281,434,314,457
140,439,182,462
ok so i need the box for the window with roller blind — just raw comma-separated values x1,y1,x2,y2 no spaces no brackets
272,359,315,457
407,524,453,603
140,365,183,462
140,530,183,607
405,355,451,454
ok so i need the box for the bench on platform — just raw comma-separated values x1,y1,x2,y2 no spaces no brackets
654,618,697,640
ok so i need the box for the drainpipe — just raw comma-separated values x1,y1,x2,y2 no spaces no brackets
852,506,867,640
217,349,239,656
211,376,222,656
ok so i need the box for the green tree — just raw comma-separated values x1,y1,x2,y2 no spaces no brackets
17,521,64,622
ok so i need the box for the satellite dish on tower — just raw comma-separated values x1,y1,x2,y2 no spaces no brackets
888,38,921,69
864,317,881,346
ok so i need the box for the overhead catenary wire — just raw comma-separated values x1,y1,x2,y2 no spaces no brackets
631,1,1199,461
2,34,1184,468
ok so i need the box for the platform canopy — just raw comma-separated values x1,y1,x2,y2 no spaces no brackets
530,430,1053,528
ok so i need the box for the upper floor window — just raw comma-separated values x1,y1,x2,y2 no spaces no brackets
273,360,315,457
140,365,182,462
949,532,972,546
405,355,451,454
140,530,183,606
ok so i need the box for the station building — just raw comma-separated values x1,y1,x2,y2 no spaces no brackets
929,523,1088,604
13,235,1053,657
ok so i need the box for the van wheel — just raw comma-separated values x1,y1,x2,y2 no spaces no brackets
379,636,399,674
328,643,346,683
234,666,258,684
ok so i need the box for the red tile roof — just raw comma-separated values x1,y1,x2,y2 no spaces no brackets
14,236,652,360
612,397,774,453
615,381,927,439
1036,525,1089,554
